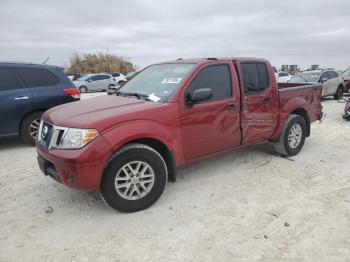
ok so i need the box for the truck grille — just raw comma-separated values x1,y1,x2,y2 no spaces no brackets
38,121,68,149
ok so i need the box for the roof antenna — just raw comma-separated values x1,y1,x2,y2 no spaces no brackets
42,57,50,64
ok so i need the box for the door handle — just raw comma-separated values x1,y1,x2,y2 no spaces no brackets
14,96,29,101
227,104,236,112
261,98,272,105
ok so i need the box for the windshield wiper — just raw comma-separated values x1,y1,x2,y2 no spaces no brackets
116,91,152,101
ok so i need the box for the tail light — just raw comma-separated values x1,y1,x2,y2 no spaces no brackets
63,88,80,99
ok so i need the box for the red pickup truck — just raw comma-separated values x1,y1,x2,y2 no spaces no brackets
36,57,323,212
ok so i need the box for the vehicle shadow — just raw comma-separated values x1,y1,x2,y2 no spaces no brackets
0,136,30,151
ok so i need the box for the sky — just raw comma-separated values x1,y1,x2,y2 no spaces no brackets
0,0,349,71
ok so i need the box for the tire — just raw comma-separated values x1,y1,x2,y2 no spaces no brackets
273,114,306,157
79,86,87,93
20,111,43,145
334,86,343,100
118,80,125,84
100,143,168,212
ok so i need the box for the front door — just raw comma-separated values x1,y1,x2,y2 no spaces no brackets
179,63,241,160
238,61,279,144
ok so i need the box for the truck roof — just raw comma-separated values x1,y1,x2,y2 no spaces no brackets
158,57,269,65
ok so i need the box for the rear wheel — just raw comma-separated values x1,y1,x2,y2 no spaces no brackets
273,114,306,157
334,86,343,100
20,111,43,145
79,86,87,93
100,143,167,212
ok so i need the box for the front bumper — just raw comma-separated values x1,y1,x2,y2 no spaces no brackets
36,136,113,191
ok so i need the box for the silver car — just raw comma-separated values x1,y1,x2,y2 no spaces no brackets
73,73,116,93
288,69,342,99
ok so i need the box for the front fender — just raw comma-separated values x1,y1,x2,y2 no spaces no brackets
101,120,183,165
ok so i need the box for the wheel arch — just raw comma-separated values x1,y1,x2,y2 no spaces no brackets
19,109,46,134
290,108,310,137
104,137,176,183
125,138,176,182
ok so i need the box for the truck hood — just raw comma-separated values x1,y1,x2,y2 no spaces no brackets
43,95,162,131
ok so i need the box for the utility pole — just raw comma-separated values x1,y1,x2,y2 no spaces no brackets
106,40,109,71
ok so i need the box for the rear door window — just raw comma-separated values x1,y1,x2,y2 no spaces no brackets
0,68,19,91
16,68,59,87
241,63,270,94
100,75,111,80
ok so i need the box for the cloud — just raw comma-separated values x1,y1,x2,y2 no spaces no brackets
0,0,349,70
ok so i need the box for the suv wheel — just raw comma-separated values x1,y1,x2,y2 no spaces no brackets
334,86,343,100
100,143,168,212
79,86,87,93
21,111,43,145
273,114,306,157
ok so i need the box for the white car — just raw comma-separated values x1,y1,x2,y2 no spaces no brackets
277,72,292,83
108,72,127,84
288,69,343,99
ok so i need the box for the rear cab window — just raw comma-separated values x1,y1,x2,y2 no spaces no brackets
241,62,270,94
16,67,59,87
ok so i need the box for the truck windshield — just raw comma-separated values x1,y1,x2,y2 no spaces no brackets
119,63,195,102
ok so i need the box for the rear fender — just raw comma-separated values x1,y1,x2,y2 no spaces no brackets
271,97,308,139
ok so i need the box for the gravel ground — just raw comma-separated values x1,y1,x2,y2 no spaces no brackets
0,94,349,262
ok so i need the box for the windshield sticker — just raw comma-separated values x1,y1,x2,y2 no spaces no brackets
148,93,161,102
161,78,182,84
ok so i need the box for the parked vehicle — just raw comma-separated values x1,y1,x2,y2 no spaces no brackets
343,98,350,120
288,69,342,99
0,62,80,144
106,72,127,84
340,67,350,93
36,57,323,212
277,72,292,83
73,73,115,93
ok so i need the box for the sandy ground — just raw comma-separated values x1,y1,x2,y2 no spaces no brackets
0,94,349,262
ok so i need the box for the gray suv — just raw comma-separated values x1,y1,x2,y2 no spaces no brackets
73,73,115,93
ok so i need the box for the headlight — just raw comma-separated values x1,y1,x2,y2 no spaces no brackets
60,128,99,149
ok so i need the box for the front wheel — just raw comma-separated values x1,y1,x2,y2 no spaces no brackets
20,111,43,145
273,114,306,157
79,86,87,93
100,143,168,212
334,86,343,100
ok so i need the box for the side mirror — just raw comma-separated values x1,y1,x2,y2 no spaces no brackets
186,88,213,104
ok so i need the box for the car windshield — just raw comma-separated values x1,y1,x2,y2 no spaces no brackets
119,63,195,102
297,72,320,82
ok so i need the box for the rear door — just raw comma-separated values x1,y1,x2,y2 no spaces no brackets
238,61,279,144
179,63,241,160
324,71,339,96
100,74,112,89
15,67,65,109
0,67,32,135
